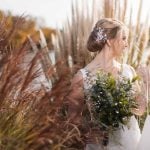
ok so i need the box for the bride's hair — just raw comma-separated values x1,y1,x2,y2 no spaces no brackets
87,18,127,52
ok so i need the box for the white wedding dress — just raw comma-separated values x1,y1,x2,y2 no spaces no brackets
80,64,141,150
137,115,150,150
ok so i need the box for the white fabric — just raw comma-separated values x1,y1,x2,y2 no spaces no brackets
107,116,141,150
80,64,141,150
80,68,88,79
137,115,150,150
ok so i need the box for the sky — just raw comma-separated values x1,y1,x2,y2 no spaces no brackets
0,0,73,28
0,0,150,28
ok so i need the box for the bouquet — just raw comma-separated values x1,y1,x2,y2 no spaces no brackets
85,70,138,131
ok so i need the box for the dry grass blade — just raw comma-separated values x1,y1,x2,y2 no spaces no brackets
0,16,83,149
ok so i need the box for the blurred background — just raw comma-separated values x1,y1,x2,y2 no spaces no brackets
0,0,150,28
0,0,150,149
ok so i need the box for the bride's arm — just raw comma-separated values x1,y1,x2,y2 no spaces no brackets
67,71,85,125
130,66,147,116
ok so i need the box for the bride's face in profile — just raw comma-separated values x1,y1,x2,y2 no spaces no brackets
110,28,128,57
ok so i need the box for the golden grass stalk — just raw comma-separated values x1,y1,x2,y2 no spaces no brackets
54,0,149,71
0,16,83,149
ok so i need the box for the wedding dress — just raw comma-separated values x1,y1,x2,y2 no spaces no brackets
80,64,141,150
137,115,150,150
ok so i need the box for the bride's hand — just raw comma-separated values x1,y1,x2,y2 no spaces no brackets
132,81,147,116
129,65,147,116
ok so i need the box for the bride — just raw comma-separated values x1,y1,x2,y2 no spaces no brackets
67,18,147,150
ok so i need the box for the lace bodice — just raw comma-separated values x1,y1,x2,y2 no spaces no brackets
80,64,135,90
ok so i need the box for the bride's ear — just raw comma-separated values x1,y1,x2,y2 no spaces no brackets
106,39,111,47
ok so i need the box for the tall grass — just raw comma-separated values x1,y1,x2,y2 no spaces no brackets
53,0,149,71
0,17,84,149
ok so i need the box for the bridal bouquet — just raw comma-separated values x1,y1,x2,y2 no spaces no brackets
85,70,138,131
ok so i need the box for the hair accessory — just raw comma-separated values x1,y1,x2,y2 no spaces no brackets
96,27,107,42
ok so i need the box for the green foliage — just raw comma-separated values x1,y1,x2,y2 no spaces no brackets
88,71,138,131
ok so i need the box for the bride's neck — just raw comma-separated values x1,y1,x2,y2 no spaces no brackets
93,47,117,69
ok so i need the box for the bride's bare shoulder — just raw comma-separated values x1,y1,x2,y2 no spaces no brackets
71,70,83,86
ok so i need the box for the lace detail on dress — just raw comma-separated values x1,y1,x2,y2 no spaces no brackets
80,64,134,90
80,68,94,90
80,68,88,78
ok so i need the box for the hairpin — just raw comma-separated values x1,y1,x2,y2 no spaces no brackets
96,27,107,42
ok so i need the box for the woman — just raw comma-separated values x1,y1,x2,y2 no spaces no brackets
68,18,146,150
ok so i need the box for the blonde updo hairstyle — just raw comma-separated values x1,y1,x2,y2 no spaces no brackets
87,18,126,52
